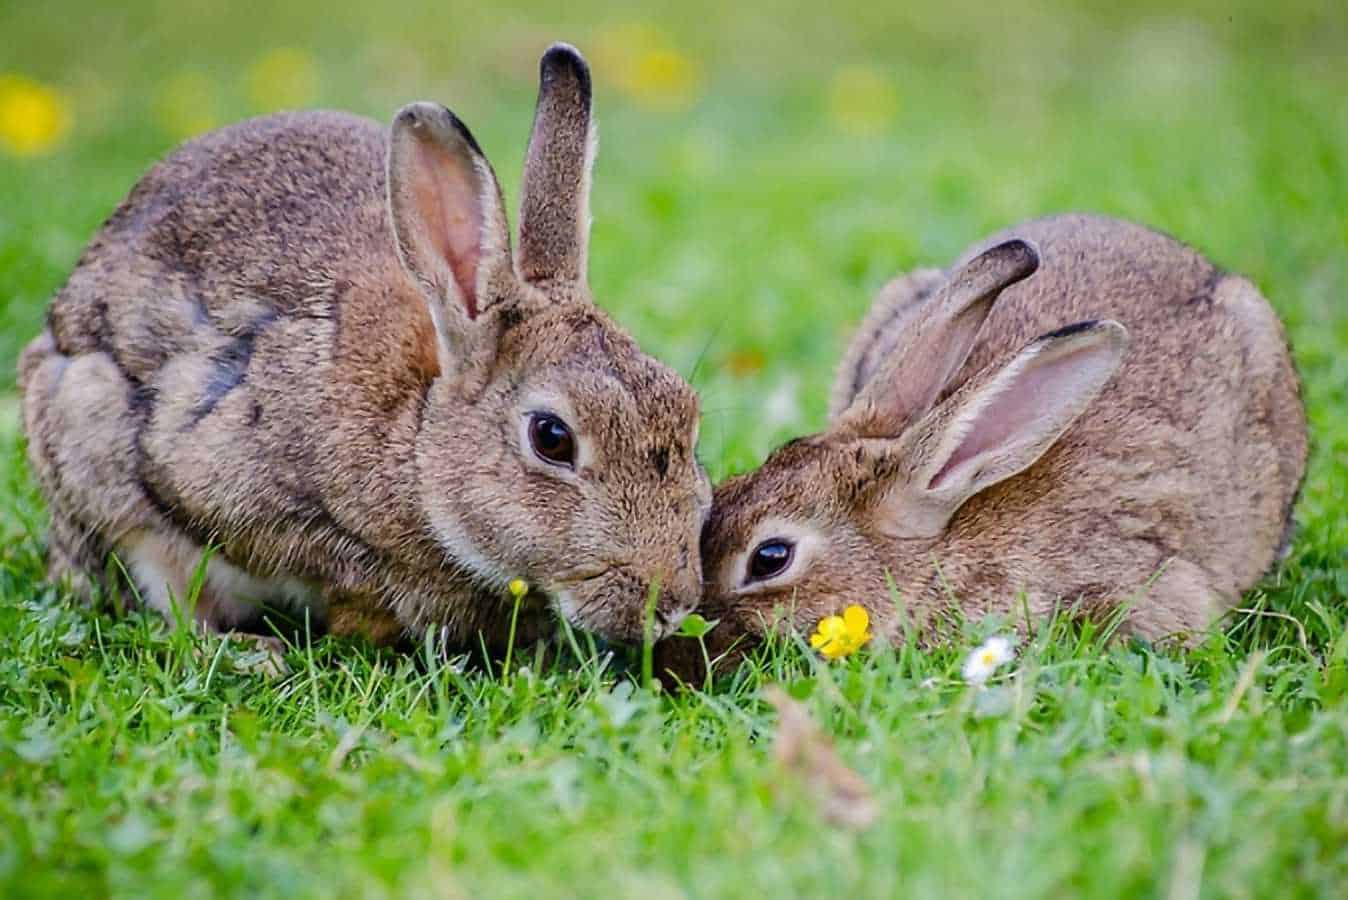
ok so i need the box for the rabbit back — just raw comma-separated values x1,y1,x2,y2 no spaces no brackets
48,111,396,374
23,111,486,630
898,215,1305,617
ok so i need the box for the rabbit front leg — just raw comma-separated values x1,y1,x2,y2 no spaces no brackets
120,527,323,675
119,528,321,633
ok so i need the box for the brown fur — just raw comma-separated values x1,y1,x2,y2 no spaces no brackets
658,215,1307,681
19,44,709,650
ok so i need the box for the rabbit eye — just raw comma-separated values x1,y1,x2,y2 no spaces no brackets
528,413,576,467
748,539,794,581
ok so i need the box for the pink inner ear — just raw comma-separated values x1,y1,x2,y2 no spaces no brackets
929,344,1099,491
409,138,484,318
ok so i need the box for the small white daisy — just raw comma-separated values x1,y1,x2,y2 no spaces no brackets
763,376,802,431
962,635,1016,685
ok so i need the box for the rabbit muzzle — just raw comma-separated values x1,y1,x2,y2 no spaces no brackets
550,561,699,644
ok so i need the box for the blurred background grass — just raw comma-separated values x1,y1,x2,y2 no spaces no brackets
1,0,1345,483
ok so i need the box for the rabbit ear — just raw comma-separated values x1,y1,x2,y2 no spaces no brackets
517,43,595,288
872,320,1129,538
388,102,512,368
835,240,1040,438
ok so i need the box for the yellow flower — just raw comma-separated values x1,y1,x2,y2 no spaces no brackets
246,48,320,112
826,64,898,137
0,75,71,157
593,24,702,111
508,578,528,600
629,48,699,109
809,605,872,660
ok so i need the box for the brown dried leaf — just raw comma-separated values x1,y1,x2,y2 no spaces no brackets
725,347,767,376
764,685,878,831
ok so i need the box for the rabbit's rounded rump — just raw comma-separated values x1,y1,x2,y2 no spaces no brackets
667,214,1306,678
19,45,709,650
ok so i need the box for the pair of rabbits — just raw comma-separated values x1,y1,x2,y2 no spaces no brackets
19,44,1307,676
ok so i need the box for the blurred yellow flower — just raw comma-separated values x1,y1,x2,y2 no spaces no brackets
0,75,71,157
156,72,219,141
247,48,320,112
827,64,898,137
508,578,528,600
809,605,872,661
593,24,702,111
630,48,699,109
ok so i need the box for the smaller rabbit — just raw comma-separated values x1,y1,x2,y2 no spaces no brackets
19,44,709,653
658,215,1306,679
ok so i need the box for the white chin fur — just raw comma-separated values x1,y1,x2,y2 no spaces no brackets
430,522,510,591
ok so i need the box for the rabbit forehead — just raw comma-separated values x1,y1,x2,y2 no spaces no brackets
704,438,843,554
512,357,697,440
507,307,701,441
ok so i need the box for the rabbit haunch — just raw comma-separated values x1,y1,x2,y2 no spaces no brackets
19,44,709,649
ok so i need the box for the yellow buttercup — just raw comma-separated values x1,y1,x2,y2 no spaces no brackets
809,605,872,660
0,75,70,157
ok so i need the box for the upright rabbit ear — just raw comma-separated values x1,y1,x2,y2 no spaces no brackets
871,320,1129,538
835,240,1040,438
388,102,512,371
517,43,596,289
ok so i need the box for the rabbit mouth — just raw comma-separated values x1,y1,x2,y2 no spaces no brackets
550,565,617,586
549,566,688,644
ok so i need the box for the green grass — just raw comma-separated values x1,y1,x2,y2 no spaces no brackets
3,1,1347,896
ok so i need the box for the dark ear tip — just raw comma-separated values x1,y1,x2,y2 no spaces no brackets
393,101,443,129
444,110,485,156
540,42,592,97
1038,318,1130,348
542,41,588,70
988,238,1041,278
392,102,483,156
1040,319,1101,341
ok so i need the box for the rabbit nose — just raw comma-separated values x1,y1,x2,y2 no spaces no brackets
653,606,676,634
653,603,692,639
657,576,701,626
648,578,696,635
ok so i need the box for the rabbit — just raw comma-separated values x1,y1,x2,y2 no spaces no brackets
657,214,1306,680
18,43,710,653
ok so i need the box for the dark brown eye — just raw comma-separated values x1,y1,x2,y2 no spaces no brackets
748,539,794,581
528,413,576,467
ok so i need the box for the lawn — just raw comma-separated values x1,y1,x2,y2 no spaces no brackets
2,1,1347,896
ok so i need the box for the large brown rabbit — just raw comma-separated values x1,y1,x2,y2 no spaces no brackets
659,214,1306,679
19,44,709,651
